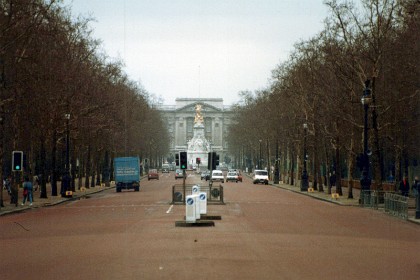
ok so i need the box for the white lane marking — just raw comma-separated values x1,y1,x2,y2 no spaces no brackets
166,205,174,214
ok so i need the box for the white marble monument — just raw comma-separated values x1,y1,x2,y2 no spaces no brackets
187,104,211,169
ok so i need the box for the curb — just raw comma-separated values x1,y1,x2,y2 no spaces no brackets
269,182,356,207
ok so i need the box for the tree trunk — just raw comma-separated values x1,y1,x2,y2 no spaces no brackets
51,130,58,196
394,147,401,192
85,145,91,188
103,151,110,187
325,141,331,195
0,105,4,207
335,136,343,196
90,152,96,188
110,157,114,182
313,130,319,191
71,141,76,192
290,150,295,186
91,170,95,188
347,135,354,199
96,151,101,186
39,137,48,198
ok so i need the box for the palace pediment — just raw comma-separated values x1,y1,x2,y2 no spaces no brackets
176,102,222,113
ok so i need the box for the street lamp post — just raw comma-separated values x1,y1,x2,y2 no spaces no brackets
259,139,262,169
301,123,308,191
360,80,372,195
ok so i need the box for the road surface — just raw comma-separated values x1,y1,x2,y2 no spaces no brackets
1,171,419,279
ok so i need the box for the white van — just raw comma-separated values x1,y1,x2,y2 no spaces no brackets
253,170,269,185
211,170,225,183
162,163,170,173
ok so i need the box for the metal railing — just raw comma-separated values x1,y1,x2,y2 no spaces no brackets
384,192,409,220
360,190,385,210
172,184,224,205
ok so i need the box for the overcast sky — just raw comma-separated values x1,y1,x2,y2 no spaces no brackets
65,0,329,105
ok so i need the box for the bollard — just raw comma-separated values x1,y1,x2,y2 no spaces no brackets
185,195,197,223
193,194,200,219
199,192,207,215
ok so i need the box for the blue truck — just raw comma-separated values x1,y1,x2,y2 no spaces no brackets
114,157,140,192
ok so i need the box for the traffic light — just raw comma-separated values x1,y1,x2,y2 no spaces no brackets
215,154,220,166
180,152,187,170
12,151,23,171
175,153,180,166
207,152,212,170
211,152,217,170
196,157,201,164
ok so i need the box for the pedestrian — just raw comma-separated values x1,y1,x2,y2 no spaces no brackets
412,176,419,197
21,176,33,206
33,175,39,192
399,176,410,197
329,172,336,188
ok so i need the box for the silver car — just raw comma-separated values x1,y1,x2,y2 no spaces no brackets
211,170,224,183
201,170,210,180
226,171,239,183
175,169,184,179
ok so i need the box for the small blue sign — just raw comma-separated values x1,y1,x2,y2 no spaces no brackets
199,194,206,200
186,198,194,205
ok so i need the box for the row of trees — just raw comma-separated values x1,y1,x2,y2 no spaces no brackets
228,0,419,197
0,0,169,201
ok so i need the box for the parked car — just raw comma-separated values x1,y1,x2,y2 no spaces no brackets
211,170,224,183
226,171,239,183
253,170,269,185
201,170,210,181
175,169,184,179
148,169,159,181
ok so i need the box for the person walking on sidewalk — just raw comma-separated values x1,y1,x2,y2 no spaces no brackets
399,176,410,197
413,176,419,197
21,176,33,206
33,175,40,192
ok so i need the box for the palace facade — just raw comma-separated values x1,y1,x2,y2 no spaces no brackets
159,98,233,166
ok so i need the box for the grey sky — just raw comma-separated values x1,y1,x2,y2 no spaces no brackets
66,0,329,105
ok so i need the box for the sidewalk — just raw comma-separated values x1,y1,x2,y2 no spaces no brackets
0,181,114,216
271,180,360,206
270,180,420,225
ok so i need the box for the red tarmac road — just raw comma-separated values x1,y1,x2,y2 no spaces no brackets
1,171,420,280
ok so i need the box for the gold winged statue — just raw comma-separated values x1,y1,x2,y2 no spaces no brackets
194,104,204,124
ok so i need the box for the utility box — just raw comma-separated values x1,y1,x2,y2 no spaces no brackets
186,195,197,223
199,192,207,215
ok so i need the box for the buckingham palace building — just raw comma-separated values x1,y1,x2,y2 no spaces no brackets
158,98,233,166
